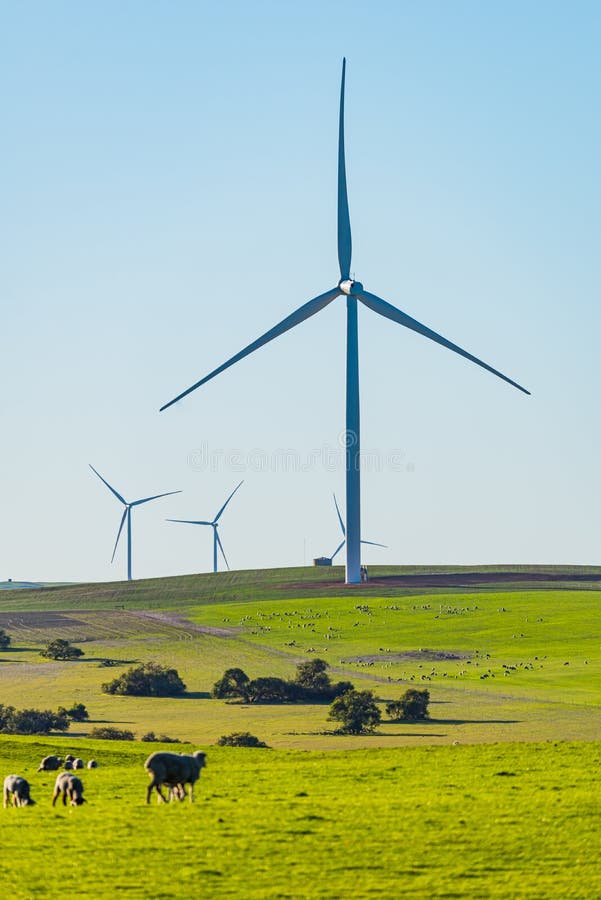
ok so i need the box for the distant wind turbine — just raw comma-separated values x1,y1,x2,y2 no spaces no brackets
329,493,386,563
160,59,529,584
166,481,243,573
89,465,181,582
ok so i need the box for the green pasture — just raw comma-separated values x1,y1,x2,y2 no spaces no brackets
0,735,599,899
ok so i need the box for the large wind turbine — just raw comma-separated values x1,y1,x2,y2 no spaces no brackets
160,59,529,584
330,493,386,563
166,481,243,573
89,465,181,581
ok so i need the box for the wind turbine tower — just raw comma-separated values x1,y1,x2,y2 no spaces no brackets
160,60,529,583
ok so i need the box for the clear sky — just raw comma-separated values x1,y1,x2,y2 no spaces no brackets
2,1,600,582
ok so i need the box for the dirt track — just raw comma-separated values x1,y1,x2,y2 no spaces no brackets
288,571,601,590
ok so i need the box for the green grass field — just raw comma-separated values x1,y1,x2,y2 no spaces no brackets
0,566,599,896
0,735,599,899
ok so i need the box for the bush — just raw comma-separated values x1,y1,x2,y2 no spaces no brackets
0,629,11,650
102,662,186,697
57,702,89,722
88,726,135,741
328,689,382,734
386,689,430,721
140,731,180,743
212,668,251,701
247,676,293,703
216,732,269,748
0,704,69,735
41,639,84,661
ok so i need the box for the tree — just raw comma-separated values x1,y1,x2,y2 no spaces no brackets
295,659,331,694
0,629,11,650
102,662,186,697
386,689,430,721
57,702,89,722
328,689,381,734
41,639,84,661
0,705,69,735
212,667,251,701
247,676,292,703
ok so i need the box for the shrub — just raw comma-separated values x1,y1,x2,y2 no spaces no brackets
41,639,84,661
0,704,69,735
212,667,251,701
57,702,89,722
88,726,135,741
328,689,382,734
102,662,186,697
386,688,430,721
247,676,293,703
0,629,11,650
216,732,269,748
140,731,180,743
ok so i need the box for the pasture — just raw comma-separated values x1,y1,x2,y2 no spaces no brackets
0,736,599,899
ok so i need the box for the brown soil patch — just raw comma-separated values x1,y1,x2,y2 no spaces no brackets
286,571,601,590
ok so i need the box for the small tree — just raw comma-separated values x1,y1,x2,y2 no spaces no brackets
386,688,430,721
102,662,186,697
0,629,11,650
247,676,292,703
41,639,84,661
216,732,269,748
328,689,381,734
212,668,251,701
57,702,89,722
0,707,69,735
295,659,331,694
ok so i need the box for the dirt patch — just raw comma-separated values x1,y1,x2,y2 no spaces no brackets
342,649,471,664
284,570,601,590
132,610,241,638
0,611,87,629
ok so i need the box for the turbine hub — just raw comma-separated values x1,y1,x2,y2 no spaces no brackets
339,279,363,296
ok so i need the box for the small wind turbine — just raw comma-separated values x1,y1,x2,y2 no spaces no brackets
89,465,181,582
166,481,244,573
160,59,529,584
330,493,386,562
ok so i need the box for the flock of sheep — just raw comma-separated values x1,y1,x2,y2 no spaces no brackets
3,750,207,808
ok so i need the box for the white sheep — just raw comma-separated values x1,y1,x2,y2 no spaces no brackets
144,751,206,804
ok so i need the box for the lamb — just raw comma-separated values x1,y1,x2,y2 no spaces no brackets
144,751,206,804
38,755,62,772
72,758,84,770
3,775,35,808
52,773,86,806
87,760,98,769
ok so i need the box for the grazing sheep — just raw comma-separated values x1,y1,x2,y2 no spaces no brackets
72,758,84,770
65,754,75,763
3,775,35,808
38,756,62,772
63,760,74,771
144,751,206,804
52,773,86,807
87,760,98,769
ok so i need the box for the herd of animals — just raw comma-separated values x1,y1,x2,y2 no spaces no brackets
3,750,207,808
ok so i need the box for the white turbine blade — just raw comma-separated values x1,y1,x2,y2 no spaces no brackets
331,540,345,561
215,531,230,570
333,492,346,536
89,464,126,505
131,490,182,507
214,480,244,523
166,519,212,526
360,539,387,548
160,288,340,411
358,290,530,395
337,58,352,280
111,508,128,563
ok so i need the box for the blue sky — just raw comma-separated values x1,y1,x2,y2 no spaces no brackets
2,1,600,581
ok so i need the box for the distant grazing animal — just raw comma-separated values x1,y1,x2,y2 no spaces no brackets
87,760,98,769
65,754,75,763
52,773,86,807
144,751,206,804
72,758,84,770
38,756,62,772
63,760,74,771
3,775,35,808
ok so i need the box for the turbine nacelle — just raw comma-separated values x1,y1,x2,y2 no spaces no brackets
339,279,363,296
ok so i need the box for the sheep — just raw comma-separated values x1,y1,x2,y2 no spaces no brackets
87,760,98,769
3,775,35,808
72,758,84,770
63,760,74,771
52,773,85,807
38,755,62,772
144,751,206,804
65,754,75,763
